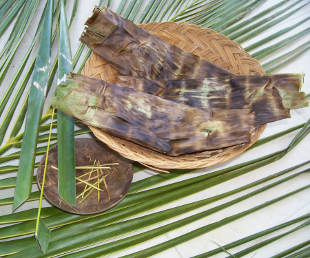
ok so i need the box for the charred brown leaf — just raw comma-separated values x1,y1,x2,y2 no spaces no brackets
115,73,307,126
80,8,230,80
52,74,255,156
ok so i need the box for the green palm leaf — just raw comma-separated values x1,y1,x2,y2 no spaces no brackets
12,181,310,257
194,215,310,257
272,240,310,257
57,0,76,206
13,0,53,210
0,0,309,256
0,0,25,36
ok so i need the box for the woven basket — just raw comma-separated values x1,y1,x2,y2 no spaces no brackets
82,22,265,170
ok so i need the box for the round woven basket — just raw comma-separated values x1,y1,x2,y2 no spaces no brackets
82,22,265,170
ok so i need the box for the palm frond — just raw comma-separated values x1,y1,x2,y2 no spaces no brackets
0,176,36,190
13,0,54,210
245,18,310,52
13,174,309,257
0,0,25,36
0,191,40,206
222,0,289,35
0,0,309,256
227,0,303,40
194,215,310,257
0,0,40,82
0,207,65,225
236,2,309,44
57,0,76,206
251,27,310,60
116,191,310,258
272,240,310,258
231,220,310,257
263,41,310,73
0,123,309,255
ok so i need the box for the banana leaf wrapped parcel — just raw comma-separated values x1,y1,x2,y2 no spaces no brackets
80,7,307,125
114,74,307,126
51,8,308,157
52,74,255,156
80,8,232,80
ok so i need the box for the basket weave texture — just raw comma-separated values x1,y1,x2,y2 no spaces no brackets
82,22,265,169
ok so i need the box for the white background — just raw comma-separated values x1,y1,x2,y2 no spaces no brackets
0,0,309,257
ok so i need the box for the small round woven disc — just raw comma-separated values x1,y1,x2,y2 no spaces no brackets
37,138,133,214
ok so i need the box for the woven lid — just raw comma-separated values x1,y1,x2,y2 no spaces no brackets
82,22,265,170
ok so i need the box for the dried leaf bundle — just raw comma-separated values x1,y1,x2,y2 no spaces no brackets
52,74,254,156
115,74,307,126
80,8,230,80
81,7,307,126
52,8,308,157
